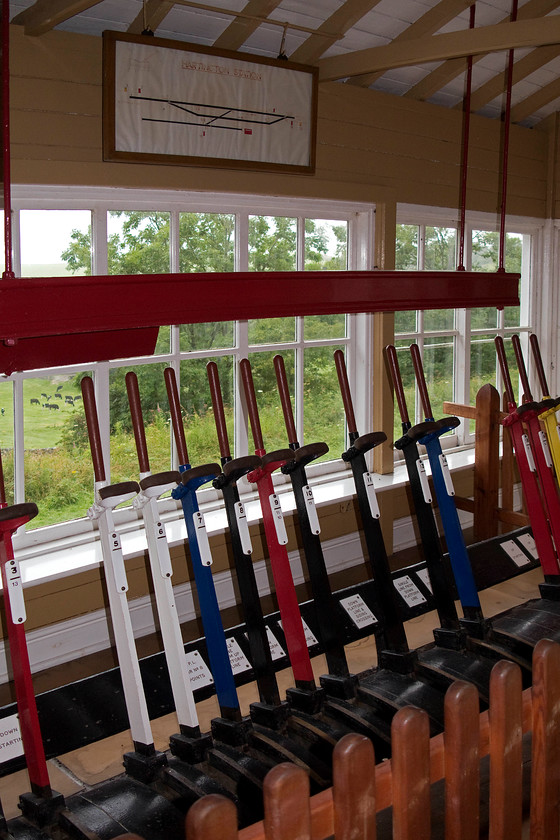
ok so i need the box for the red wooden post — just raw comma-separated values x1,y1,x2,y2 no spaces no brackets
333,733,376,840
391,707,431,840
489,660,523,840
444,681,480,840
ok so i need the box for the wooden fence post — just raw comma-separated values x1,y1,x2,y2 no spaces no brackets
444,680,480,840
333,732,376,840
489,659,523,840
391,706,431,840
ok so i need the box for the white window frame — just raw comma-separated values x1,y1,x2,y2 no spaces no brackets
3,186,376,551
395,204,542,450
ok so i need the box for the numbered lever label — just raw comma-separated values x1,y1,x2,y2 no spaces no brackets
522,434,537,472
363,472,380,519
538,430,554,469
6,559,26,624
154,518,173,578
234,502,253,555
417,460,432,504
303,485,321,533
269,494,288,545
438,453,455,497
110,530,129,593
193,511,213,566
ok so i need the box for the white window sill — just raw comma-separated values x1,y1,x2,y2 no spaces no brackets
11,447,476,590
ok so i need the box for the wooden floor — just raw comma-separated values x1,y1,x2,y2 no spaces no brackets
0,565,545,821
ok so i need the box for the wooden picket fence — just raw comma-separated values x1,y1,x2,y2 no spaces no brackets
185,638,560,840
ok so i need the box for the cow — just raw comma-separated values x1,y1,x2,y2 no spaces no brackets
54,393,62,400
30,398,40,405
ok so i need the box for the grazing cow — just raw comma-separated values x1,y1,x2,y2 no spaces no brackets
41,393,48,399
30,398,40,405
54,393,62,399
74,395,81,401
56,385,63,391
65,396,74,404
51,404,59,410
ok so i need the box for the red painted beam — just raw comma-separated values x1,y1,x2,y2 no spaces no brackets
0,269,519,374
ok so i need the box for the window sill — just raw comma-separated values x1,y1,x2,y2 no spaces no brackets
12,447,476,589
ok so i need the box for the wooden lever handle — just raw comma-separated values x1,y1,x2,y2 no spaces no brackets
125,371,150,473
273,355,297,446
530,333,550,396
240,358,264,452
511,334,532,402
81,376,106,483
410,343,433,419
334,349,357,435
207,361,231,459
385,344,410,425
495,335,516,406
164,367,189,465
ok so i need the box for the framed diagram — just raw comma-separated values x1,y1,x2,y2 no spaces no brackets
103,32,318,174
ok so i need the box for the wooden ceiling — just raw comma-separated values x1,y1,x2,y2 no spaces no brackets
9,0,560,127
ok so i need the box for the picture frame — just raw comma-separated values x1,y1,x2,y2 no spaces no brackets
103,31,318,174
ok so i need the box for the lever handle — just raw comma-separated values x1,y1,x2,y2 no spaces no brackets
334,349,358,435
410,343,433,419
164,368,189,465
385,344,410,426
511,334,532,403
240,358,264,452
273,355,297,446
495,335,516,407
81,376,106,483
207,361,231,460
529,333,550,397
126,372,150,473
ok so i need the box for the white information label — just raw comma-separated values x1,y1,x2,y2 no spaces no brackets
417,567,433,594
234,501,253,555
417,460,432,504
522,433,537,472
518,532,539,560
363,472,381,519
438,453,455,496
539,430,554,469
303,485,321,534
186,650,214,689
0,713,24,764
6,559,26,624
340,594,377,629
269,494,289,545
265,627,286,661
278,619,318,648
152,517,173,578
394,575,427,607
193,511,213,566
500,539,531,567
226,637,252,674
108,530,129,593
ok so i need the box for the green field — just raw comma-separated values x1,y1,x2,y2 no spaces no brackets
0,376,83,450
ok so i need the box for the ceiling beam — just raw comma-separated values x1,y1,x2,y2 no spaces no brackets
405,0,560,101
212,0,283,51
318,16,560,82
289,0,383,64
347,0,474,87
461,44,560,112
10,0,102,36
510,76,560,122
127,0,175,35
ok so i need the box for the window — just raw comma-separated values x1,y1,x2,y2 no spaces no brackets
3,188,374,544
394,207,537,447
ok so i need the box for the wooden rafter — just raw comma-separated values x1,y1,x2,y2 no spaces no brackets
460,44,560,113
212,0,283,51
10,0,102,36
347,0,474,88
289,0,383,65
318,16,560,82
405,0,560,101
127,0,175,35
510,76,560,121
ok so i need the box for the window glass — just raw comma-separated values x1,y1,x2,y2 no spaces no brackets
179,212,235,272
179,356,234,464
108,211,170,274
22,210,92,276
503,233,523,328
0,380,13,504
24,372,92,528
248,350,295,453
108,363,170,483
305,219,347,338
248,216,296,344
395,224,418,270
421,337,455,418
304,345,346,461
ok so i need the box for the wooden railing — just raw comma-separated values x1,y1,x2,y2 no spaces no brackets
184,639,560,840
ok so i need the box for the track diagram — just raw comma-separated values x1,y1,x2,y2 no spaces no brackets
129,95,295,132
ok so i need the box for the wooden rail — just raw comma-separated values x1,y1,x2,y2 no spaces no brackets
444,384,526,541
184,639,560,840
